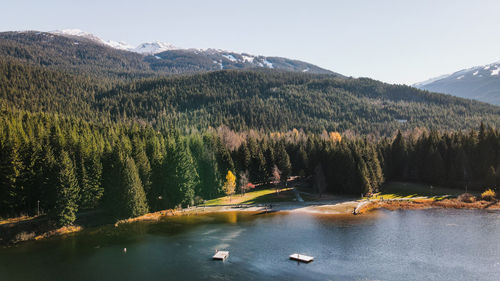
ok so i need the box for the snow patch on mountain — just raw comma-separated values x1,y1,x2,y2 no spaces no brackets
51,29,177,54
242,55,255,63
106,40,134,51
133,42,179,54
46,29,334,75
51,29,134,51
262,59,274,68
491,66,500,76
222,54,237,62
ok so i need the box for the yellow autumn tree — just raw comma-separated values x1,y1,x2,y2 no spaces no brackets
329,132,342,143
223,171,236,202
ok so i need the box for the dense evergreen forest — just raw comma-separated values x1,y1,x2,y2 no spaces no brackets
2,58,500,135
1,107,499,225
1,31,499,226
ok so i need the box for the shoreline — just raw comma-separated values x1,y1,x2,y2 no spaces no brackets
357,198,500,213
2,197,499,246
117,197,500,224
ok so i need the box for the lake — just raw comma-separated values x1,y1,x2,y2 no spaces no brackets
0,209,499,281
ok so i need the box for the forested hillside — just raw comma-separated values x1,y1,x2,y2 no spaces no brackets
2,58,499,135
97,71,500,134
0,31,335,77
0,31,152,78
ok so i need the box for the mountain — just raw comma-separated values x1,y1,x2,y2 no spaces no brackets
133,41,179,54
414,61,500,105
1,30,499,135
1,56,499,135
51,29,136,51
0,29,332,75
0,31,151,77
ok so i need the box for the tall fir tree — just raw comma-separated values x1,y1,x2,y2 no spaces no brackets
121,156,149,218
53,151,79,226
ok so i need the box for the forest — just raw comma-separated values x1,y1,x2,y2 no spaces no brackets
1,31,500,227
1,106,499,226
2,58,500,135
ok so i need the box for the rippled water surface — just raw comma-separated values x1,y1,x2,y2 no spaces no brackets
0,209,499,281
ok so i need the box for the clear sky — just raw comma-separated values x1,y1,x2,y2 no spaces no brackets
2,0,500,84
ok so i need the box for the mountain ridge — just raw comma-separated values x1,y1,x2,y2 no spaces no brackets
414,60,500,105
0,30,335,76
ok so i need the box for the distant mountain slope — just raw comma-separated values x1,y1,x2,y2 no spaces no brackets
0,31,150,77
0,31,336,76
1,57,498,135
414,61,500,105
145,49,333,74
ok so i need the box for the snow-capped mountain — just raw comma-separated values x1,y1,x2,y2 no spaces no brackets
414,61,500,105
46,29,334,74
51,29,178,54
133,42,179,54
51,29,135,51
0,30,334,75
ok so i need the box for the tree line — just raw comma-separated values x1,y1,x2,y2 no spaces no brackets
2,108,498,226
0,109,381,225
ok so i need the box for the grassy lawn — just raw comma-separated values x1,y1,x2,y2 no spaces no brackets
373,181,466,200
203,187,295,206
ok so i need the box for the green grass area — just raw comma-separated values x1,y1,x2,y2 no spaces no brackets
373,182,466,200
203,188,295,206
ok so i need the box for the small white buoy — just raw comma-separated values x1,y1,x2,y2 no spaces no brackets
123,247,127,253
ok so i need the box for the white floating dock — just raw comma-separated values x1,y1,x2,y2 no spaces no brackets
289,253,314,263
213,250,229,260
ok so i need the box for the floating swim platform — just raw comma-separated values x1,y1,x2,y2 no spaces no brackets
289,253,314,263
213,250,229,260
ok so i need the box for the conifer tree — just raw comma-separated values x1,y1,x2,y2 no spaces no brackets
79,153,103,209
390,130,407,179
121,156,149,218
132,138,152,199
162,137,199,208
190,136,223,199
274,142,291,185
0,138,25,216
53,151,79,226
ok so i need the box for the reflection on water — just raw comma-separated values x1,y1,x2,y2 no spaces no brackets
0,209,499,281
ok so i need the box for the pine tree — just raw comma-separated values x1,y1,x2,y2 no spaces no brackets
190,136,223,199
79,152,103,209
121,157,149,218
390,130,407,179
162,137,199,208
132,138,152,200
0,138,25,216
248,137,266,183
274,142,291,185
53,151,79,227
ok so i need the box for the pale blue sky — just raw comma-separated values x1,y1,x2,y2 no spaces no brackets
2,0,500,84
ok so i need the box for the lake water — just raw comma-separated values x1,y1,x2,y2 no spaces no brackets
0,209,499,281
